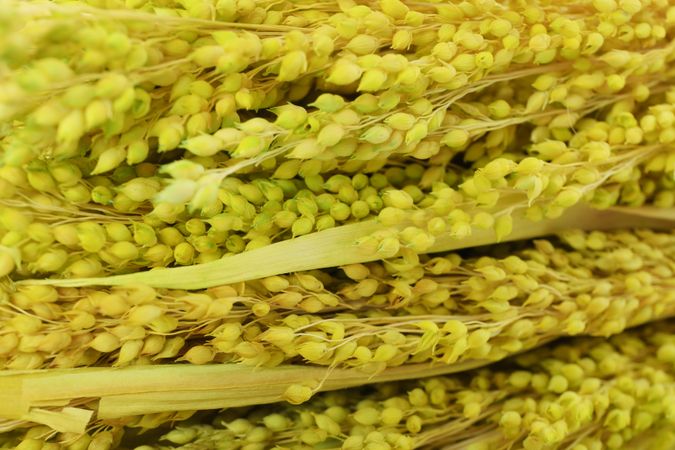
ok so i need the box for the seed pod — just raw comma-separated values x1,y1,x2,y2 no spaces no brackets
278,50,308,81
288,139,324,159
318,123,346,147
33,249,68,272
25,166,57,193
49,162,82,186
554,186,583,208
174,242,195,265
182,345,215,365
155,180,198,205
326,59,363,85
347,34,380,55
274,104,308,129
126,304,163,326
76,222,107,253
0,252,16,277
90,332,121,353
307,95,343,114
92,147,127,175
55,108,86,144
109,241,139,260
361,125,392,144
181,134,224,157
283,384,314,405
114,339,144,365
233,135,266,158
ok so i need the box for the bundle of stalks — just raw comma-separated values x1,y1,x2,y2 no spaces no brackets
1,0,674,449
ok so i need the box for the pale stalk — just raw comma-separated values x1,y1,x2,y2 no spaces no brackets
19,205,675,289
0,356,496,428
2,315,673,437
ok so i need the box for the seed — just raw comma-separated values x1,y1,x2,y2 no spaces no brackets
109,241,139,260
76,223,107,253
33,249,68,272
0,252,16,277
182,345,215,365
90,332,121,353
326,59,363,85
66,258,103,278
91,147,127,175
283,384,313,404
128,304,163,325
354,406,380,425
116,339,144,365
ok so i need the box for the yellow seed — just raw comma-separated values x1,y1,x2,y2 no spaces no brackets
381,406,404,426
283,384,313,404
94,293,128,317
358,69,388,92
427,217,446,235
554,186,583,208
154,336,186,359
657,343,675,363
0,252,16,277
128,304,163,325
274,104,308,129
116,339,144,365
109,241,139,261
326,59,363,85
451,53,476,72
191,45,225,67
318,123,346,147
494,215,513,242
76,222,107,253
163,428,197,445
373,344,398,362
65,258,103,280
57,109,85,143
341,264,370,281
343,436,365,450
442,129,469,148
406,414,423,433
278,50,308,82
92,147,127,175
380,0,409,18
90,332,121,353
310,93,345,112
312,34,334,57
262,413,290,431
354,406,380,425
347,34,380,55
475,51,494,69
26,168,58,192
0,333,19,356
391,29,413,50
298,341,328,362
141,334,166,355
33,249,68,272
259,326,295,347
182,134,224,157
488,18,512,37
182,345,215,364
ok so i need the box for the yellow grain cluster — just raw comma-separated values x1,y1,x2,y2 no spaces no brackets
0,0,674,448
